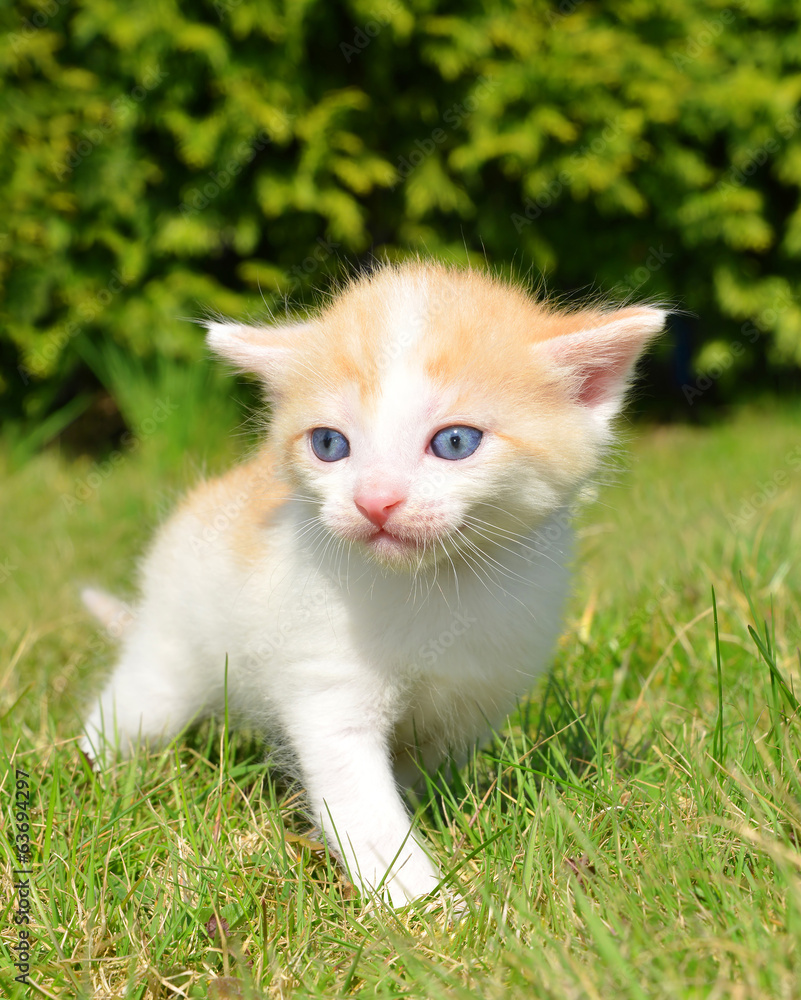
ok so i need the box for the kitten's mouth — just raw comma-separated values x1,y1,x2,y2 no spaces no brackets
365,526,420,558
363,524,463,568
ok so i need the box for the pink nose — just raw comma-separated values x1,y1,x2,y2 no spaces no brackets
355,493,404,528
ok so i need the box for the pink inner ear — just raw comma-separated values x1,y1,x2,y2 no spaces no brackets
541,308,666,409
572,348,639,406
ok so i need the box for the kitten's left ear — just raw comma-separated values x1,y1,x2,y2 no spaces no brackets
533,306,667,419
204,320,310,384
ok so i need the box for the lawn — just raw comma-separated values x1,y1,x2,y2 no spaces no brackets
1,395,800,999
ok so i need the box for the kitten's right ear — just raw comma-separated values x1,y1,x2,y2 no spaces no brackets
204,320,308,383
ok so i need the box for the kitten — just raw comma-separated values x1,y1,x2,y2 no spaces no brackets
81,262,665,907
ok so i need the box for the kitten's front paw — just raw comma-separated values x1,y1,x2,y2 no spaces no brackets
357,845,443,909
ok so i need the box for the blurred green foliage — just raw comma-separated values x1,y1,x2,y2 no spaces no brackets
2,0,801,432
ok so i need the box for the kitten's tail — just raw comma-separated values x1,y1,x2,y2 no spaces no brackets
82,587,135,637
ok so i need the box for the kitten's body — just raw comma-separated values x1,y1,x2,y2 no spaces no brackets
82,263,664,906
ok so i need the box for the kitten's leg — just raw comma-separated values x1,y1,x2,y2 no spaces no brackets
81,630,210,764
282,690,443,907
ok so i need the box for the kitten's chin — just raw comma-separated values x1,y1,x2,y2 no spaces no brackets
363,528,429,568
358,521,477,570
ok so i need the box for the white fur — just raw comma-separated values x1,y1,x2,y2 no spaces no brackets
82,496,571,905
82,268,663,907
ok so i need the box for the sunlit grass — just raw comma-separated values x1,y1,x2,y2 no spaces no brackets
1,399,800,998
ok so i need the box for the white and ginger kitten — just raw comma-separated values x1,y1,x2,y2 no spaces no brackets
81,262,665,907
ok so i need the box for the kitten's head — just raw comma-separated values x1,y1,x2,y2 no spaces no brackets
207,263,665,569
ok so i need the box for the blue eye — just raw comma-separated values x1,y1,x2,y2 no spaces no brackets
429,426,483,461
311,428,350,462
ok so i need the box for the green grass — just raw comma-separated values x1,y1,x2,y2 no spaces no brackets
1,398,801,999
